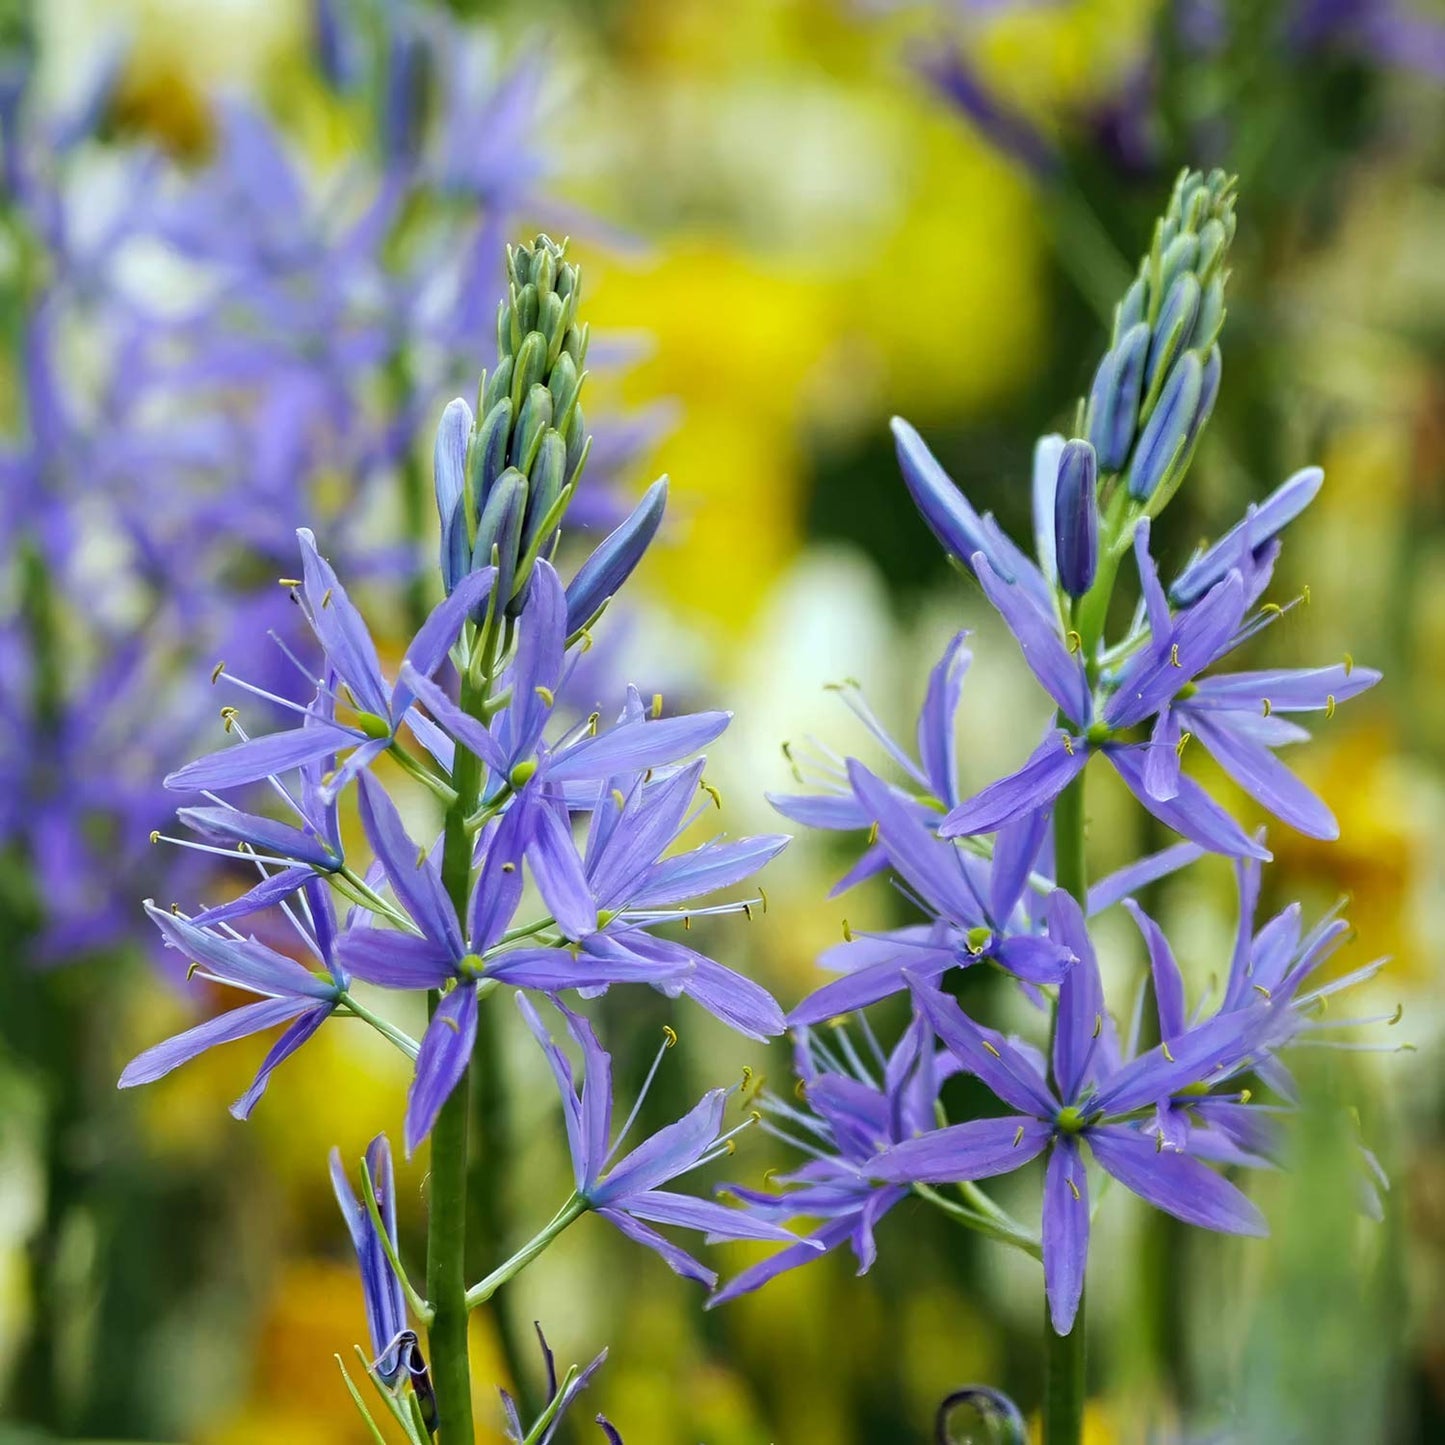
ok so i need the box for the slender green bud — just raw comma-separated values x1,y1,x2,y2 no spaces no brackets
430,234,595,596
1081,168,1235,511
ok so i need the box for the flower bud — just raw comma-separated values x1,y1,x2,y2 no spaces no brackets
564,476,668,636
434,398,472,596
1145,272,1201,397
473,467,527,610
523,430,568,559
466,397,512,526
1053,440,1099,597
1086,321,1149,472
511,382,553,473
1127,351,1202,502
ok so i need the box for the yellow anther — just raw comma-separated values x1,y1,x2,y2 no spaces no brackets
1156,1131,1165,1153
1261,698,1272,717
1302,583,1311,605
1092,1013,1103,1039
1012,1124,1025,1148
220,707,239,732
611,788,626,810
1260,602,1283,616
186,961,201,981
1325,693,1336,719
1253,983,1272,1001
842,919,854,943
682,915,692,931
748,1109,762,1125
1067,1177,1081,1201
210,661,225,684
758,886,769,914
795,1078,808,1101
982,1040,1002,1058
170,902,180,914
662,1025,678,1048
501,861,516,873
1161,1042,1175,1062
1389,1002,1403,1026
1343,652,1354,676
586,712,600,735
535,685,555,707
1175,730,1192,759
277,577,302,588
321,587,334,609
149,830,161,844
723,1138,737,1156
1239,1088,1252,1104
1169,643,1182,668
416,846,428,868
651,692,663,720
742,902,754,921
866,820,879,847
1061,734,1075,756
741,1065,753,1087
578,630,594,653
1066,629,1083,654
440,1014,461,1034
700,780,722,809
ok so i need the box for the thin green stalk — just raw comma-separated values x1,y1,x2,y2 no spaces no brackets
427,659,489,1445
1044,1292,1088,1445
464,1195,586,1310
1044,766,1089,1445
339,991,421,1061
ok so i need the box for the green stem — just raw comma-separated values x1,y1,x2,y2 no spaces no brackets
1044,1293,1087,1445
464,1195,586,1310
1044,765,1089,1445
424,1014,473,1445
426,656,491,1445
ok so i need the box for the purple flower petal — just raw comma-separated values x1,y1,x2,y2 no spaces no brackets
165,721,358,793
516,993,591,1191
990,807,1049,924
1122,899,1187,1040
974,553,1090,726
594,1089,725,1204
394,566,497,714
1187,712,1338,839
708,1215,862,1307
119,995,313,1089
483,939,692,992
544,711,730,783
188,865,313,927
1049,891,1104,1104
941,732,1088,838
596,1206,715,1287
399,662,509,774
1086,842,1205,917
909,977,1056,1116
624,1189,806,1245
848,761,982,926
231,1003,331,1119
405,985,479,1155
178,805,339,870
872,1114,1052,1184
767,791,870,831
336,928,456,989
1107,745,1270,860
1188,662,1381,714
504,560,566,761
630,835,789,909
1087,1124,1268,1235
992,932,1073,985
358,773,462,952
469,804,527,950
524,800,599,939
146,903,334,1000
1043,1137,1089,1335
917,631,972,806
297,527,389,718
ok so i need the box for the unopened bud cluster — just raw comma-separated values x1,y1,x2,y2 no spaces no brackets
434,234,591,610
1085,168,1235,509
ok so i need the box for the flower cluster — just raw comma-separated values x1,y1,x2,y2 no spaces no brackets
713,171,1393,1381
123,235,785,1440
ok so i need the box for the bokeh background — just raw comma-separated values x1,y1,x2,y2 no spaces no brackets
3,0,1445,1440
